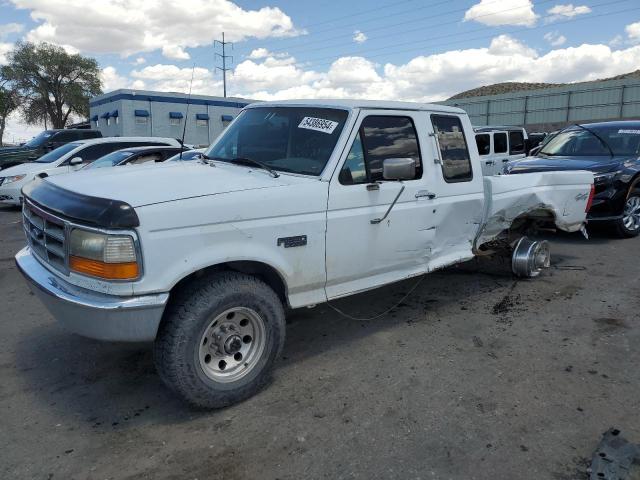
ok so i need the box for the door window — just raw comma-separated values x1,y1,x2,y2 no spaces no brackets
509,131,525,154
475,134,490,156
339,116,422,185
494,132,508,153
431,115,473,182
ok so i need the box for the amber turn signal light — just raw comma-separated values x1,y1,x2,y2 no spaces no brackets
70,256,139,280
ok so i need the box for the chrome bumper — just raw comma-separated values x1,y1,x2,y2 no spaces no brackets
15,247,169,342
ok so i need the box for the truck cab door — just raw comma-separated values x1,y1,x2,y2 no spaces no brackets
424,113,485,271
324,111,437,300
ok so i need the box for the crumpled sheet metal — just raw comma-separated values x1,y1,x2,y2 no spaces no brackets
588,428,640,480
475,171,593,249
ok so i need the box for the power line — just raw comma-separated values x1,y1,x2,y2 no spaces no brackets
256,0,556,58
215,32,233,98
300,0,637,68
255,0,423,49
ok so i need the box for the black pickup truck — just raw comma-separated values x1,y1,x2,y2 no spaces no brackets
0,129,102,170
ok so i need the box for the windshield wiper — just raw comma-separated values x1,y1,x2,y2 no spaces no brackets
574,124,614,158
209,156,280,178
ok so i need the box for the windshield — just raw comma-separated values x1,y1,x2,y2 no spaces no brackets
540,126,640,157
206,107,349,176
34,142,81,163
84,151,134,169
166,149,201,161
24,131,54,148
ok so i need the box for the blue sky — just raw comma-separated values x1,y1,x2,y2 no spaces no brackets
1,0,640,141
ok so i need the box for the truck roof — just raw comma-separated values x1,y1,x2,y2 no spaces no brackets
246,98,465,114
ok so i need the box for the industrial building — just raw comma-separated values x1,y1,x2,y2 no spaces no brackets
440,76,640,131
89,89,254,146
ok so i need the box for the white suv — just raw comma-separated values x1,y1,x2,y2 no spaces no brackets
474,127,528,176
0,136,181,205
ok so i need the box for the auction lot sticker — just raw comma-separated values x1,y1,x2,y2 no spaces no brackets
298,117,339,134
619,129,640,134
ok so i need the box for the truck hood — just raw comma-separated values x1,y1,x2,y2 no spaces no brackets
506,155,629,174
45,161,315,208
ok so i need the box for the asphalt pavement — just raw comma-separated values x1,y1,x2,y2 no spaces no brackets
1,204,639,480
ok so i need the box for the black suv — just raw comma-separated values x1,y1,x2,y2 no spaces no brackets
0,129,102,170
505,121,640,238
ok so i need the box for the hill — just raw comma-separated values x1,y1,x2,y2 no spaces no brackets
448,70,640,100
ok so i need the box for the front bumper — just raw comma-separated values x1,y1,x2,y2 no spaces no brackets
15,247,169,342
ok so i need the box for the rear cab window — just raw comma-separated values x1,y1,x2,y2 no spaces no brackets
431,115,473,182
339,115,422,185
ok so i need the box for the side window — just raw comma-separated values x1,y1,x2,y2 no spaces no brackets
77,144,119,163
130,153,162,164
494,132,508,154
475,134,490,156
53,131,74,143
340,116,422,185
509,131,525,155
431,115,473,183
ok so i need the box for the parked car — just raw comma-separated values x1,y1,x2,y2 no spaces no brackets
15,99,593,408
474,126,528,175
0,129,102,170
505,121,640,237
0,137,181,205
83,146,185,169
166,148,206,162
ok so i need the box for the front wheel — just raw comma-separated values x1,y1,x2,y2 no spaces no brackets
611,191,640,238
154,271,286,409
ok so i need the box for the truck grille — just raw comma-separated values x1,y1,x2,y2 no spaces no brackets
22,200,69,274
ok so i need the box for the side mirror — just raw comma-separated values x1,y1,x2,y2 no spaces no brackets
69,157,83,166
46,142,55,151
383,158,415,181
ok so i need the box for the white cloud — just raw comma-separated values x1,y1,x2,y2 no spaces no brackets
100,66,130,91
0,23,24,38
11,0,303,59
162,45,190,60
627,21,640,41
130,64,222,95
0,42,13,65
353,30,367,44
488,34,537,57
464,0,537,27
544,31,567,46
132,57,146,65
546,4,591,22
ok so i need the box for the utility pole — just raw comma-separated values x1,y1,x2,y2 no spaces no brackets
215,32,233,98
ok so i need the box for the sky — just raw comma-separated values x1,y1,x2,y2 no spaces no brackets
1,0,640,142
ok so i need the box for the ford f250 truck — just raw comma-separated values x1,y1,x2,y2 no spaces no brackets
15,100,594,408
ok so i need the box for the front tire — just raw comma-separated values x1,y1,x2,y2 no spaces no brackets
154,271,286,409
611,190,640,238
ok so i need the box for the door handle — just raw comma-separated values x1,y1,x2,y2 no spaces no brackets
415,190,436,199
486,160,495,165
502,158,509,162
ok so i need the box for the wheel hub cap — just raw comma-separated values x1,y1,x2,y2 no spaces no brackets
198,307,266,383
224,335,243,354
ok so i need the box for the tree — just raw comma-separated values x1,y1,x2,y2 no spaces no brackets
0,67,20,147
4,42,102,129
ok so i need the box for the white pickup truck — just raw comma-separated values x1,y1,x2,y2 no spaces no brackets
15,100,593,408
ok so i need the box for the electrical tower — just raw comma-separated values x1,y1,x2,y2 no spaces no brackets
215,32,233,98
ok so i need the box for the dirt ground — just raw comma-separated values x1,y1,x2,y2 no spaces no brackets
1,203,639,480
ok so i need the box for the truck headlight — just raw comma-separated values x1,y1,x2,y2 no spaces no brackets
69,229,139,280
2,174,26,185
